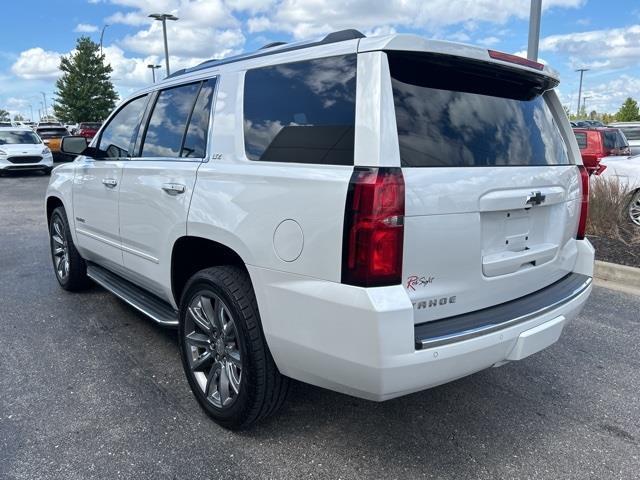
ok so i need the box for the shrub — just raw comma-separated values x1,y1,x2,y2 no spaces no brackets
587,176,639,243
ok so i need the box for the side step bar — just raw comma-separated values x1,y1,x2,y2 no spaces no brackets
87,263,179,327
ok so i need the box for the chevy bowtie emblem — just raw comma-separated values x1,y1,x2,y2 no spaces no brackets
526,191,546,206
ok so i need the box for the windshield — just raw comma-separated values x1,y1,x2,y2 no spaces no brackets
0,130,40,145
388,51,569,167
80,123,101,129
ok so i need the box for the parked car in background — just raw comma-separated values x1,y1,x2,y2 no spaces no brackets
572,127,630,174
0,122,12,127
0,127,53,174
609,122,640,156
35,126,70,161
598,154,640,226
76,122,102,139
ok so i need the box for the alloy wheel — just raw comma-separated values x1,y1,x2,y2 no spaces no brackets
184,293,242,408
51,218,69,282
630,191,640,227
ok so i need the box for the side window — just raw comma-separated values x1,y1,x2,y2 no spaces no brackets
98,95,148,158
141,82,201,158
575,132,587,149
243,54,357,165
182,78,216,158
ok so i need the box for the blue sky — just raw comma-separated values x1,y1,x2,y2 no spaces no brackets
1,0,639,120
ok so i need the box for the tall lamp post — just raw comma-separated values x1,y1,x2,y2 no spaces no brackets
149,13,178,77
100,24,110,56
582,96,591,117
147,64,162,83
40,92,48,119
576,68,589,118
527,0,542,61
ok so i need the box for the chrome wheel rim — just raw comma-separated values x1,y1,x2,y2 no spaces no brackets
51,218,69,281
185,293,242,408
630,192,640,226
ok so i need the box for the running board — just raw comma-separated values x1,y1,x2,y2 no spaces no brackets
87,263,179,327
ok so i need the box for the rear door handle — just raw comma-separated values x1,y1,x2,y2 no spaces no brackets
161,183,186,195
102,178,118,188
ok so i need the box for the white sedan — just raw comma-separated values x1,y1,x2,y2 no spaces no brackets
0,127,54,175
598,154,640,226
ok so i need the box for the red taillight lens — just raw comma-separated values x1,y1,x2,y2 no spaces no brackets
577,165,589,240
342,167,405,287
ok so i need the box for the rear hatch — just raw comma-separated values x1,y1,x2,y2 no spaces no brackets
387,51,583,324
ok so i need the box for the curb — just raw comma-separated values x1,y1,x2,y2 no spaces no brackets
594,260,640,293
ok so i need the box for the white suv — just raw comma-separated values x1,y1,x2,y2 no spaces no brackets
46,30,594,429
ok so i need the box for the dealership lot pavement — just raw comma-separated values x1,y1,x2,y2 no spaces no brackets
1,171,639,480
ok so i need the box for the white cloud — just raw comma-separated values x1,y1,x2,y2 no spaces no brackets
572,75,640,113
74,23,99,33
243,0,585,40
540,24,640,70
226,0,275,12
11,48,61,80
477,36,500,46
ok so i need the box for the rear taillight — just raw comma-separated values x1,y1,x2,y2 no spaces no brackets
342,167,405,287
577,165,589,240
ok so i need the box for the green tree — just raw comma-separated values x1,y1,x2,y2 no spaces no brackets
615,97,640,122
53,37,118,123
0,108,9,122
13,113,25,121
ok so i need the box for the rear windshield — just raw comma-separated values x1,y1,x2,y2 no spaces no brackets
37,128,68,138
0,130,40,145
603,130,628,150
617,127,640,141
80,123,101,129
388,51,569,167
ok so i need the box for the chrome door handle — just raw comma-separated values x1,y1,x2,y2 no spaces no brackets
161,183,186,195
102,178,118,188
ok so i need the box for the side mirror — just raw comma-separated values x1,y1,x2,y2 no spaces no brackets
61,136,88,156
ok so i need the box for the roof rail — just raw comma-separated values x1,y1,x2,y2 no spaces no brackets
168,29,365,79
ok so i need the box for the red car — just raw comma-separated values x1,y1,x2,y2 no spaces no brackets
573,127,630,175
77,122,102,139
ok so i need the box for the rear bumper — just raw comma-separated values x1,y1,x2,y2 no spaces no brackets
249,242,594,401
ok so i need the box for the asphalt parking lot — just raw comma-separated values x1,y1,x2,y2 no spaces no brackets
1,171,639,480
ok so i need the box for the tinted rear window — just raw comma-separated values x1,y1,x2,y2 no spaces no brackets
243,54,356,166
388,52,569,167
37,128,68,138
574,132,587,149
603,130,628,150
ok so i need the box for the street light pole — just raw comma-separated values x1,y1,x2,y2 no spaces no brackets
40,93,48,119
149,13,178,77
576,68,589,118
147,64,161,83
527,0,542,61
100,24,110,56
582,96,591,117
29,104,34,122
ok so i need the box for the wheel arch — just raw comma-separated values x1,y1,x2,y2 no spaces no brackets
46,195,65,225
171,236,249,306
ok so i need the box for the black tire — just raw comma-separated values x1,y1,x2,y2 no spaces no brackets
49,206,89,291
178,266,289,430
